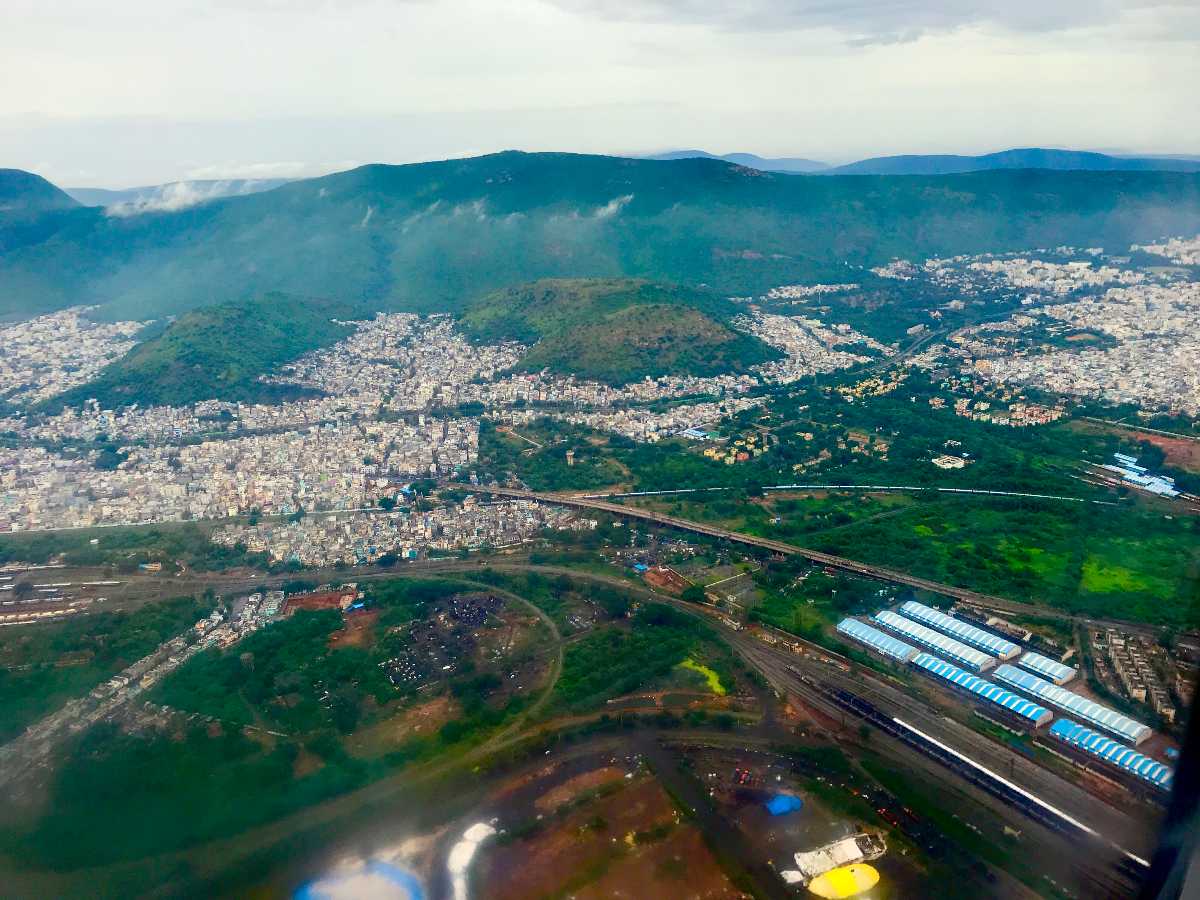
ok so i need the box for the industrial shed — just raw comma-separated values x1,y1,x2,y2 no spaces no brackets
1017,651,1076,685
1048,719,1173,791
912,653,1052,727
897,601,1019,660
993,665,1152,745
836,618,918,663
874,610,995,672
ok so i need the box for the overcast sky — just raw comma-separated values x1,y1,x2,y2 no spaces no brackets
3,0,1198,187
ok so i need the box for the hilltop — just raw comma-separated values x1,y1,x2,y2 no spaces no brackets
2,152,1200,321
48,294,356,410
645,150,828,173
0,169,79,227
462,278,778,384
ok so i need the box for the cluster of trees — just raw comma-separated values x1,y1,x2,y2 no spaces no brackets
472,569,635,629
17,721,367,868
552,604,722,711
0,522,269,572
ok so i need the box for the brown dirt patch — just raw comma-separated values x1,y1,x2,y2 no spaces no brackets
328,609,379,649
479,777,678,900
1137,433,1200,473
534,766,626,813
292,746,325,778
1069,421,1200,472
345,695,458,758
575,825,748,900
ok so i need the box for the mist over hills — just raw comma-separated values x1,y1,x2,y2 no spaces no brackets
65,179,291,215
1,151,1199,324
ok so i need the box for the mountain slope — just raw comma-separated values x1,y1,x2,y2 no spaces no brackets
48,294,357,410
2,152,1200,322
0,169,80,220
646,150,828,172
462,278,778,384
826,148,1200,176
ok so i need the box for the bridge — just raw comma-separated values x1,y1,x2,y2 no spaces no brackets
450,482,1171,634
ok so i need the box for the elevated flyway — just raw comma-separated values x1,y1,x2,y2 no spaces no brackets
452,484,1119,615
578,484,1118,506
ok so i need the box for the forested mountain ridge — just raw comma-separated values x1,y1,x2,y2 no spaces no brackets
2,151,1199,322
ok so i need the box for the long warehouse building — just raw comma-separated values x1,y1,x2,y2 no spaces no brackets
911,652,1052,727
1017,651,1076,685
836,618,919,663
992,664,1152,745
1047,719,1172,792
874,610,996,672
897,600,1019,660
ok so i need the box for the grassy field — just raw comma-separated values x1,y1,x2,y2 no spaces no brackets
630,490,1200,626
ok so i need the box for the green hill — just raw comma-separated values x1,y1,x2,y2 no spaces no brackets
49,294,356,410
2,152,1200,322
0,169,79,219
462,278,778,383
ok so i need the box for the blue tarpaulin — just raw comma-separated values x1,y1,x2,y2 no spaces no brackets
765,793,803,816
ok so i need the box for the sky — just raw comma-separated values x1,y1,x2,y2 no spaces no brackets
2,0,1198,188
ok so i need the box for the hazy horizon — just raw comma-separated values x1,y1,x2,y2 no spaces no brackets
4,0,1198,188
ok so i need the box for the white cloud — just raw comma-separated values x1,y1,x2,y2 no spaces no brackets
105,179,282,216
593,193,633,218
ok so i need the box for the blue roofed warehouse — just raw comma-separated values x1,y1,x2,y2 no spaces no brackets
1047,719,1172,791
897,601,1020,659
874,610,996,672
911,652,1052,727
993,665,1152,745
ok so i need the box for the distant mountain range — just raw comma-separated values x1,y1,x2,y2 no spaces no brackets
1,151,1199,324
650,147,1200,176
65,179,291,214
824,148,1200,176
645,150,828,173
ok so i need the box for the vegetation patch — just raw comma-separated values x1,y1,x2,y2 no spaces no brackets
47,292,358,410
462,278,777,384
678,659,727,696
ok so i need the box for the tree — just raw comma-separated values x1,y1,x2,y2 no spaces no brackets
680,584,707,605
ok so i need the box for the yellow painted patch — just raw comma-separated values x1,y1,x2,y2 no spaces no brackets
807,864,879,899
679,659,726,695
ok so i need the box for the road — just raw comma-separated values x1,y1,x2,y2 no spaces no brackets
451,483,1175,636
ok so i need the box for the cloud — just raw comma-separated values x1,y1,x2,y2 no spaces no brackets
105,179,284,216
593,193,634,219
550,1,1188,42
